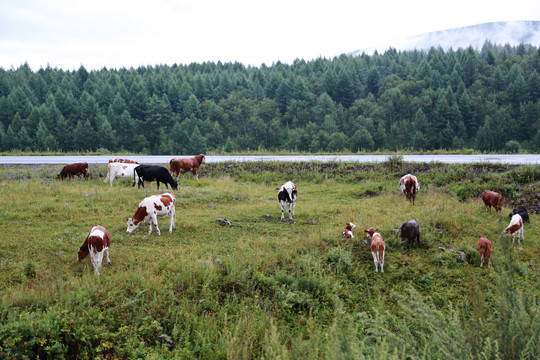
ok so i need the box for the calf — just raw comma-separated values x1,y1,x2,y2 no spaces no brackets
78,226,111,275
133,165,178,190
58,162,89,180
341,222,356,238
104,162,140,187
365,228,386,273
126,193,176,236
399,174,420,204
477,237,492,268
505,213,524,243
508,205,529,223
276,181,297,220
399,219,420,255
482,190,503,213
170,154,206,180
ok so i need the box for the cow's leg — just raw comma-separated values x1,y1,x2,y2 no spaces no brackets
280,202,285,219
151,214,161,235
480,252,484,267
291,201,296,216
194,169,199,180
92,251,104,275
372,251,379,272
105,248,111,265
380,250,385,273
288,204,293,220
169,208,175,233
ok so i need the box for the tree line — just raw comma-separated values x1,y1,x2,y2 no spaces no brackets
1,41,539,154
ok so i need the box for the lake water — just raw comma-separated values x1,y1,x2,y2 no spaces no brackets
0,154,539,165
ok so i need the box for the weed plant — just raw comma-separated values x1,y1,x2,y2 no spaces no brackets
0,162,538,359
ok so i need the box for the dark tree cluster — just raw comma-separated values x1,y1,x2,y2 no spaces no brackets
1,41,539,154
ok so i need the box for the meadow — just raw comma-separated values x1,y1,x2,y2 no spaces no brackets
0,160,539,359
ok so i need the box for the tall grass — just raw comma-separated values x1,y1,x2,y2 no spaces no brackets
0,162,538,359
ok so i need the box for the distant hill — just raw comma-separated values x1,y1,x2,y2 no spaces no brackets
351,21,540,54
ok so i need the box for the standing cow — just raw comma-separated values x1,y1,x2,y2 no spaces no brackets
276,181,297,220
399,174,420,204
365,228,386,273
104,162,140,187
126,193,176,236
399,219,420,255
58,162,89,180
78,226,111,275
133,165,178,190
482,190,503,213
169,154,206,180
477,237,492,268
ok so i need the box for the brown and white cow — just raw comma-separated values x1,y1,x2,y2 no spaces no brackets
505,213,524,243
477,237,492,268
58,162,89,180
78,226,111,275
342,222,356,238
365,228,386,273
169,154,206,180
109,158,138,164
482,190,503,213
104,162,140,187
126,193,176,236
399,174,420,204
276,181,297,220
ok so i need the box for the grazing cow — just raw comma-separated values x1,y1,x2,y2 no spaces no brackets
482,190,503,213
58,162,89,180
477,237,492,268
108,158,138,164
126,193,176,236
133,165,178,190
342,222,357,238
399,174,420,204
169,154,206,180
365,228,386,273
276,181,297,220
104,162,140,187
505,213,524,243
508,205,529,223
399,219,420,255
78,226,111,275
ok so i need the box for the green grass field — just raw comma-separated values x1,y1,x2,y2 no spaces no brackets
0,161,539,359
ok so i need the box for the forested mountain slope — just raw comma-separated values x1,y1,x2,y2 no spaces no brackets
1,42,539,153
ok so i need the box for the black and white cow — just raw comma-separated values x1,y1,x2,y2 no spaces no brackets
276,181,297,220
133,165,178,190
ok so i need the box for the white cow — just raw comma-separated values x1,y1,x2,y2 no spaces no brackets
104,162,140,187
126,193,176,236
277,181,297,220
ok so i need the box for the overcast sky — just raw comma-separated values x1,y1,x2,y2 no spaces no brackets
1,0,539,71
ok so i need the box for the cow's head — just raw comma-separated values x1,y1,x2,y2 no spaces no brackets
126,218,140,234
200,154,206,164
78,245,89,262
364,227,378,239
345,222,356,231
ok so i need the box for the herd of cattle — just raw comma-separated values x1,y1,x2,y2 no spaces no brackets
58,158,530,275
